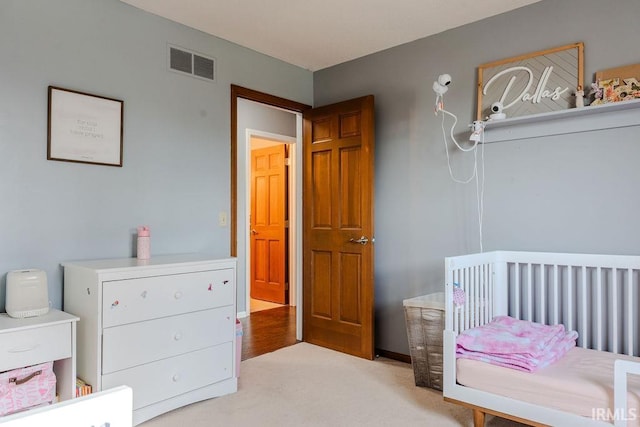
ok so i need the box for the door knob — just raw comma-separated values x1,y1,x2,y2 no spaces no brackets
349,236,369,245
251,229,258,235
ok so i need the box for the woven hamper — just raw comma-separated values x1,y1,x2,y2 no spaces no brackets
403,292,445,390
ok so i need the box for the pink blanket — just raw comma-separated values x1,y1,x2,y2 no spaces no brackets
456,316,578,372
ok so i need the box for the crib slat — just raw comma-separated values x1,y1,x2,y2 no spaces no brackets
471,266,477,328
452,270,457,333
488,263,493,321
626,268,633,356
579,266,588,349
526,263,533,322
566,266,574,332
611,270,619,354
476,265,480,327
484,264,490,323
552,264,560,325
514,263,521,319
596,267,603,351
539,264,546,325
464,268,470,331
479,265,484,325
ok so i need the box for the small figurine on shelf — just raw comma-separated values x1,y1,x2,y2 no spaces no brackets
575,87,584,108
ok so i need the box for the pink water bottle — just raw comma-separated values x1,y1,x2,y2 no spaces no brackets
137,226,150,260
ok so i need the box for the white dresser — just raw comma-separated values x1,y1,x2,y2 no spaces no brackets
62,254,237,425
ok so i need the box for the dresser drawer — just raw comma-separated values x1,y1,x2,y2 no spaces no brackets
101,342,232,410
102,305,235,374
0,323,71,372
102,269,234,327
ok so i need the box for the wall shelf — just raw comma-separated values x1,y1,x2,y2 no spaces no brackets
482,98,640,143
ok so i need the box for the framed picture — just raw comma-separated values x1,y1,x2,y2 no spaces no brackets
47,86,123,167
476,42,584,120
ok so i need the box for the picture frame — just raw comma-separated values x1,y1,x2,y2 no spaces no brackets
47,86,123,167
476,42,584,120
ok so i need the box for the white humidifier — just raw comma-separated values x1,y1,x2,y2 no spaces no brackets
5,269,50,318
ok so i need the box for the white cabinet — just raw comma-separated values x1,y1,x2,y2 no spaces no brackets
62,254,237,425
0,310,78,402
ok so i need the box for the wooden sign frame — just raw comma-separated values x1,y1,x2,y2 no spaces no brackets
476,42,584,120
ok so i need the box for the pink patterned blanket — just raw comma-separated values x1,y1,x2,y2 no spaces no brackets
456,316,578,372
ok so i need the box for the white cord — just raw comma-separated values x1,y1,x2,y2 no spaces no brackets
440,111,476,184
436,103,486,252
476,128,486,253
439,108,478,152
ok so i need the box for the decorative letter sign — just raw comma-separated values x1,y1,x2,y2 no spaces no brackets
476,43,584,120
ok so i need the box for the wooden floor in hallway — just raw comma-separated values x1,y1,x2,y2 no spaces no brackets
239,305,298,361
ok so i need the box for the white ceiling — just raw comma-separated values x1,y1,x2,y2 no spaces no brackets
121,0,543,71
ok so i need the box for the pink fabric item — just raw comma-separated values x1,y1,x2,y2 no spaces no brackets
453,287,466,307
0,362,56,416
456,316,578,372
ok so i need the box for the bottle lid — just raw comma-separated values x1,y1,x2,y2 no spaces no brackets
137,226,150,237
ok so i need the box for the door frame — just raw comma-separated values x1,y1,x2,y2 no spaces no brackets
245,129,298,315
230,85,310,340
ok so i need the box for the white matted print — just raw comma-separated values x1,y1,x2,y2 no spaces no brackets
476,42,584,120
48,86,123,166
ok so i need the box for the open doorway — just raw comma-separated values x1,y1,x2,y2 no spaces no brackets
247,131,296,312
231,85,310,358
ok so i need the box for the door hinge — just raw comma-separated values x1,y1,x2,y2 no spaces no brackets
284,157,290,166
284,220,289,228
285,282,289,290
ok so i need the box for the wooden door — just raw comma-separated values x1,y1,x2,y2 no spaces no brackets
250,145,287,304
303,95,375,359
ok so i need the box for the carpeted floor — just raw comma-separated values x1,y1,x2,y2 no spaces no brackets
140,342,523,427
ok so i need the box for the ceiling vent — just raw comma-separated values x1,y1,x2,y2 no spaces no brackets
168,44,216,82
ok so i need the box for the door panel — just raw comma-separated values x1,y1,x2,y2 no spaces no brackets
251,145,286,304
303,95,375,359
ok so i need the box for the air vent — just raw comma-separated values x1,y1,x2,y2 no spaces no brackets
168,44,216,82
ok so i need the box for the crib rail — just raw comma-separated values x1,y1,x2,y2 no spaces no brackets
446,251,640,357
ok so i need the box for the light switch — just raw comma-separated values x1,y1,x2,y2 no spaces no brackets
218,211,227,227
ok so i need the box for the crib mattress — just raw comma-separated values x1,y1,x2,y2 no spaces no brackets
457,347,640,425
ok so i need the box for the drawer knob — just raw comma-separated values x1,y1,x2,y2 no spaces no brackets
174,291,183,300
172,374,180,382
174,332,182,341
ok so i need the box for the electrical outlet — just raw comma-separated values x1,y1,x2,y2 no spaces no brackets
218,211,227,227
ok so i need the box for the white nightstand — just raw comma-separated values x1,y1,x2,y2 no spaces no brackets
0,309,79,402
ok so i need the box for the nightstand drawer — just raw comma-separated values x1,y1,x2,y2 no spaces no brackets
102,305,235,374
102,269,234,327
102,342,232,410
0,323,71,372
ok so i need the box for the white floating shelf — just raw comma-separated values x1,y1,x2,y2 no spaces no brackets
482,98,640,143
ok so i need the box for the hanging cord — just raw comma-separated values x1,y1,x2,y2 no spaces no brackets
436,102,486,252
475,129,486,253
439,107,477,183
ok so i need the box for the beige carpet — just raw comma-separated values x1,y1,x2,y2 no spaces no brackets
140,342,522,427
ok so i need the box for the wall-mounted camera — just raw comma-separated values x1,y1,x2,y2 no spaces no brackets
433,74,452,95
489,101,506,120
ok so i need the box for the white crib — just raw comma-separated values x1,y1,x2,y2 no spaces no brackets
443,251,640,427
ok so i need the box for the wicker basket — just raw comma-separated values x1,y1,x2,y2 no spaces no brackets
403,292,445,391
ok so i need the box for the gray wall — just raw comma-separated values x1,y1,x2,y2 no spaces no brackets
0,0,312,310
314,0,640,354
